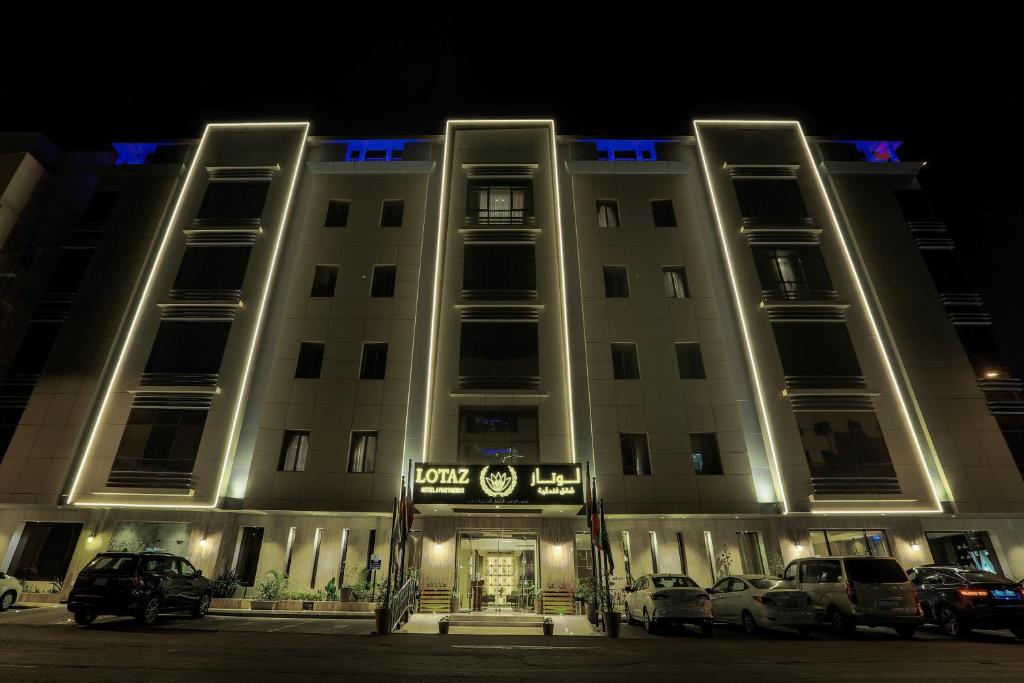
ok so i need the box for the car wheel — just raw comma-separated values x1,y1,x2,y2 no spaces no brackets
894,625,917,639
191,593,211,618
136,596,161,626
937,605,969,637
700,620,714,638
741,610,759,635
623,603,633,625
643,608,655,634
0,591,15,612
74,611,96,625
830,608,855,635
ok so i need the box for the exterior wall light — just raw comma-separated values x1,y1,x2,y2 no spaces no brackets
794,544,804,553
910,542,921,551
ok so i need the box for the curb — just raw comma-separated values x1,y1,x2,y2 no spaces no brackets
210,609,375,620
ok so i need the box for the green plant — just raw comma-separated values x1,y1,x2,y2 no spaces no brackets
323,577,340,602
349,569,378,602
286,590,324,601
48,579,63,594
254,570,287,602
576,577,595,603
766,550,785,577
715,543,735,581
211,569,242,599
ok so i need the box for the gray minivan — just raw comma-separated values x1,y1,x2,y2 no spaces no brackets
782,556,923,638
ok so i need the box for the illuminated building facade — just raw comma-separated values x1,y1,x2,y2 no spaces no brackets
1,121,1022,606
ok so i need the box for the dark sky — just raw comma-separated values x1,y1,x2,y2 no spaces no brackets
5,19,1022,372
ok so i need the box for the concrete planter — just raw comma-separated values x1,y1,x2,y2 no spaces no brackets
337,601,374,612
19,593,61,604
250,601,278,610
211,598,251,610
275,600,304,611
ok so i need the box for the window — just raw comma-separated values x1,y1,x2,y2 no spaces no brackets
178,559,196,577
620,433,651,475
798,412,897,486
338,529,351,584
809,529,892,558
325,200,350,227
348,431,378,473
295,342,325,379
234,527,264,587
310,528,323,589
676,532,688,574
380,200,404,227
621,531,634,584
736,532,766,574
80,190,120,223
7,322,60,374
459,322,539,380
691,433,723,475
360,343,388,379
467,180,533,224
173,246,252,292
574,532,594,581
370,265,397,298
458,407,539,464
611,343,640,379
144,321,231,376
278,430,309,471
47,249,94,293
925,531,1002,574
7,522,83,581
197,181,269,222
649,531,660,573
310,265,338,297
603,266,629,298
651,199,677,227
675,343,706,379
662,266,690,298
284,527,297,576
110,408,207,476
463,245,536,293
772,322,862,380
752,246,832,296
732,178,808,220
596,200,620,228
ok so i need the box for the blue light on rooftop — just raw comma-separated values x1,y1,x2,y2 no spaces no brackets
842,140,902,163
111,142,161,165
328,139,423,162
586,139,661,161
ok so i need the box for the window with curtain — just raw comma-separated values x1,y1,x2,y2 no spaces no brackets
662,266,690,298
467,180,533,224
620,433,652,475
278,431,309,472
348,431,378,473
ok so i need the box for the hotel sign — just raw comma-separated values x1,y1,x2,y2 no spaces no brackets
413,464,584,505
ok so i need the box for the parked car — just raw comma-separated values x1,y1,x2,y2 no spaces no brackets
0,571,21,611
67,552,211,626
622,574,713,635
908,565,1024,638
782,556,923,638
708,574,817,635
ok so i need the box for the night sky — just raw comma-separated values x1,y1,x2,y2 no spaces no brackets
4,21,1020,372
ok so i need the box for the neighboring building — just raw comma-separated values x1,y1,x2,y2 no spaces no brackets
1,121,1021,609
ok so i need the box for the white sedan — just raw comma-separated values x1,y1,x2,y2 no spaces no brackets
708,574,817,635
0,571,21,611
622,574,713,635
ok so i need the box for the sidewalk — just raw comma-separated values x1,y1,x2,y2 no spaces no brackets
209,608,374,619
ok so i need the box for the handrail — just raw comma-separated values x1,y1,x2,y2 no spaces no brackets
388,577,418,632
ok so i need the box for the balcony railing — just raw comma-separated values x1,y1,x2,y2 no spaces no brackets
458,376,541,391
785,375,867,390
761,289,840,304
464,210,535,226
107,459,199,490
139,372,220,387
461,289,538,302
809,475,902,496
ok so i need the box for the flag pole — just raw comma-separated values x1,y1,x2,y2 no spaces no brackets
586,466,600,625
384,494,399,606
600,498,613,615
399,459,412,584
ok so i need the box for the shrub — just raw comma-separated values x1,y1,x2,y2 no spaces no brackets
254,570,287,602
323,577,340,602
211,569,242,598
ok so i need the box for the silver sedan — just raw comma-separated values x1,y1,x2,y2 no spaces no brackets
709,575,817,635
623,574,713,635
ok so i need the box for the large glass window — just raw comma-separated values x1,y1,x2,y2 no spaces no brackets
110,408,208,476
197,181,269,222
925,531,1002,574
467,180,533,224
234,527,264,587
621,433,652,475
7,522,82,582
808,529,892,557
798,412,897,487
772,322,862,380
732,179,808,220
459,323,539,380
463,245,536,292
458,407,539,464
144,321,231,377
173,246,252,292
752,246,833,297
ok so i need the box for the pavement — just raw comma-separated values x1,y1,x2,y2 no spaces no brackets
3,603,1024,681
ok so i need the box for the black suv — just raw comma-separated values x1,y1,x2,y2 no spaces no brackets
67,552,212,626
908,565,1024,638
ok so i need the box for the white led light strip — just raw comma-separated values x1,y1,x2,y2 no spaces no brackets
421,120,578,464
68,122,310,508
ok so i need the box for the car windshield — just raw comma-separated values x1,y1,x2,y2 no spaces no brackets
957,570,1012,583
651,576,697,588
83,555,139,574
749,579,786,589
845,558,907,583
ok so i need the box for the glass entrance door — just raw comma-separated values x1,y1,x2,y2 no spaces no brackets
456,530,538,612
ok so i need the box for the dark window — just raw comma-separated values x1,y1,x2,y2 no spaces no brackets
772,322,862,379
325,200,350,227
173,246,252,292
732,179,808,220
7,322,60,374
463,245,536,292
663,266,690,298
603,266,629,298
459,323,539,379
798,412,897,481
196,181,269,222
370,265,397,297
651,200,677,227
611,343,640,379
920,250,970,293
295,342,325,379
380,200,404,227
0,407,23,464
675,343,706,379
348,431,377,473
893,189,937,221
620,433,652,475
467,180,533,224
752,246,833,296
47,249,93,293
458,407,539,464
360,343,388,379
111,408,208,473
597,200,620,228
79,190,120,223
310,265,338,297
7,522,83,581
995,414,1024,475
278,431,309,471
690,433,722,474
235,527,264,587
144,321,231,376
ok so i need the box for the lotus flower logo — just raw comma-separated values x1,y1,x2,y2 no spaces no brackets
479,466,517,498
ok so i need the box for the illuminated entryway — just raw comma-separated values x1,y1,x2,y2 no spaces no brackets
455,530,538,612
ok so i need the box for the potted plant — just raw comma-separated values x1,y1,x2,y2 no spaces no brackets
374,580,392,636
596,581,622,638
438,615,449,634
338,584,355,603
543,617,554,636
251,570,286,610
449,588,460,613
576,578,597,624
